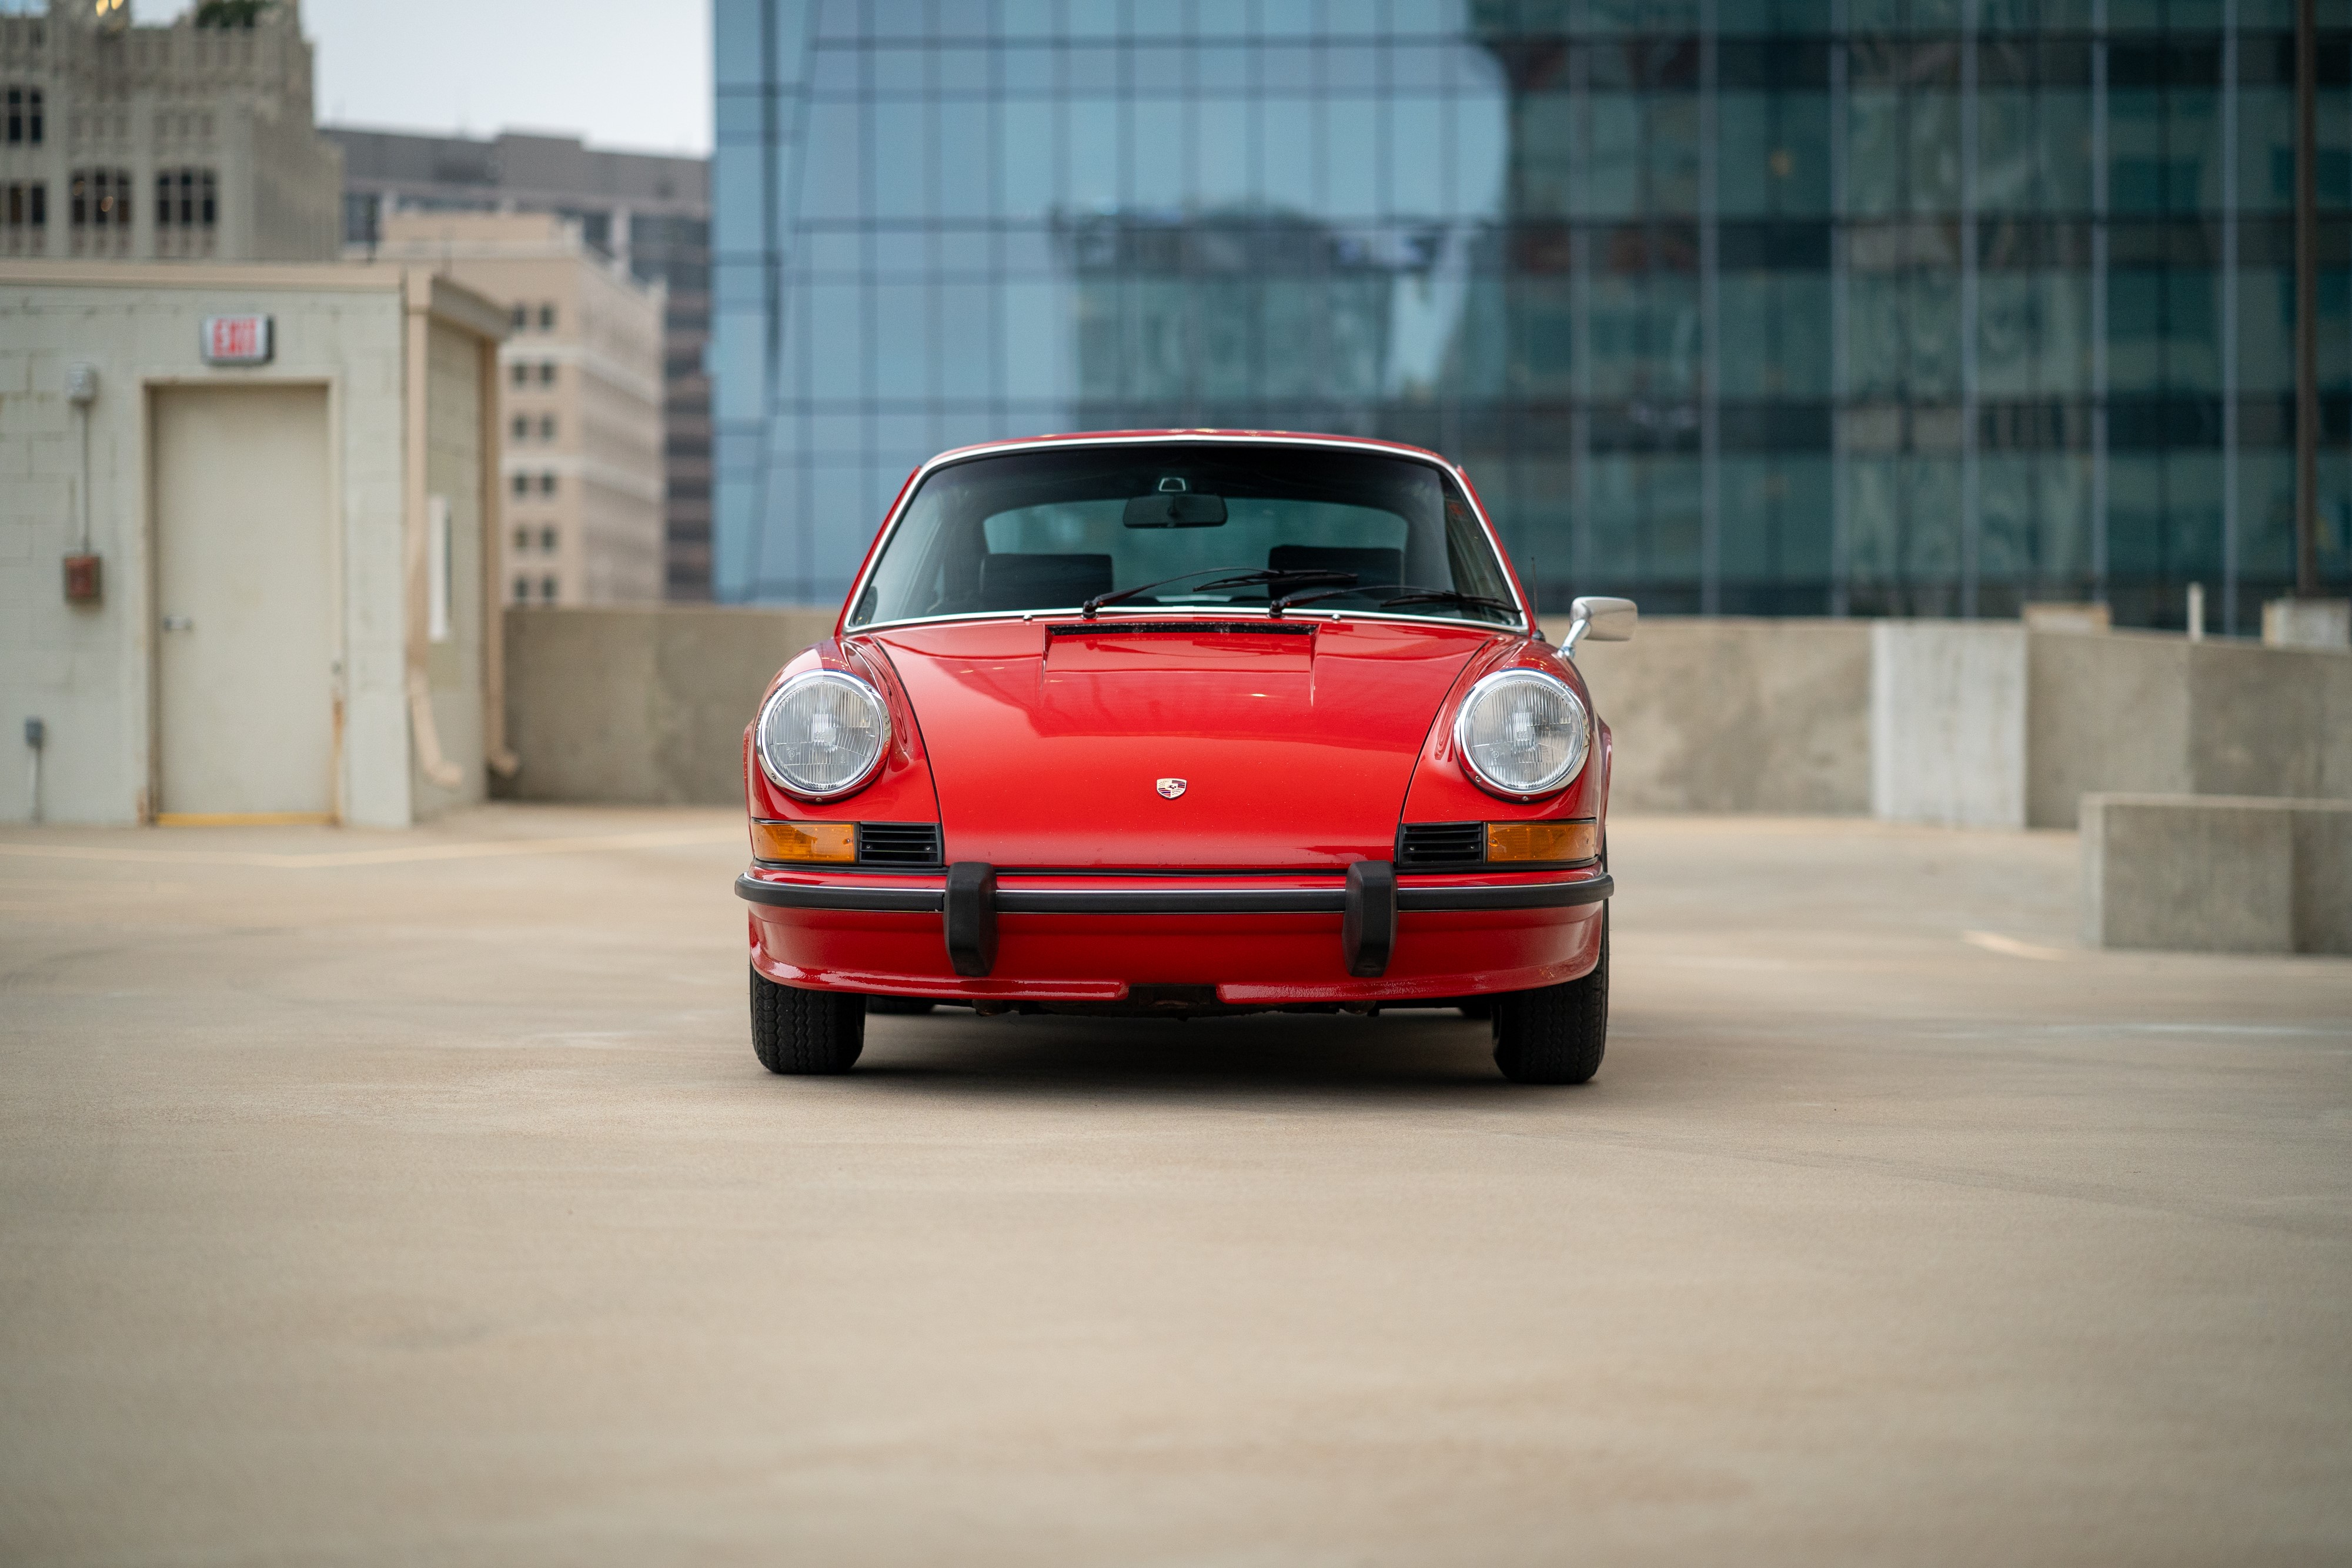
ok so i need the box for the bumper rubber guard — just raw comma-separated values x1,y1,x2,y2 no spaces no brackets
944,861,1000,977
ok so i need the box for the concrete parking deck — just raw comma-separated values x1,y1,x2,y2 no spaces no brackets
2,808,2347,1565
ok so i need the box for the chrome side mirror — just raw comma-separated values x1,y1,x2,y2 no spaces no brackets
1564,596,1638,652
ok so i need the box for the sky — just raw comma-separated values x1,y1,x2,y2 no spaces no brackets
129,0,713,156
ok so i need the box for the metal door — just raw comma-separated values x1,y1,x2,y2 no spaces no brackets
152,385,335,821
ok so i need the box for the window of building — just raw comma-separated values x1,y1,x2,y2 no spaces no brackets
537,303,556,330
540,576,558,603
510,303,528,330
539,473,557,495
537,362,556,385
510,362,529,387
152,168,216,228
2,183,43,227
513,576,530,603
513,526,529,551
510,414,529,441
511,473,529,497
4,88,41,146
68,168,131,228
538,414,556,440
539,525,557,551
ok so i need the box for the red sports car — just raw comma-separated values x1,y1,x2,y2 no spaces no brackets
736,432,1635,1083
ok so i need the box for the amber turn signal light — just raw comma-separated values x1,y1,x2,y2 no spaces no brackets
1485,820,1598,863
751,820,855,862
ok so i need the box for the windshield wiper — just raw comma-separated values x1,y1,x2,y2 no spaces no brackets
1377,588,1519,614
1270,582,1518,618
1080,566,1358,619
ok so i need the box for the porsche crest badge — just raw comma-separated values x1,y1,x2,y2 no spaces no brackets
1155,778,1188,799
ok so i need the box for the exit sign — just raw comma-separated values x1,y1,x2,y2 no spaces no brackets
201,315,273,365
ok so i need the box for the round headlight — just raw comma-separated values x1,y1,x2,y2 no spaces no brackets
1453,668,1589,798
756,670,891,800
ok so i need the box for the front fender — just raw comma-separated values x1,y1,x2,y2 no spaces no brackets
742,637,944,827
1398,635,1610,831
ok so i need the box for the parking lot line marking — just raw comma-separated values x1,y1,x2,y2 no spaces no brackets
0,827,743,871
1963,930,2072,961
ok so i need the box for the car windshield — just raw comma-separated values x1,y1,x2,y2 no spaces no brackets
844,442,1521,630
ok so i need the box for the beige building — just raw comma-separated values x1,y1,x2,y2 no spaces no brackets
0,0,340,263
0,261,511,827
365,210,666,605
328,126,712,600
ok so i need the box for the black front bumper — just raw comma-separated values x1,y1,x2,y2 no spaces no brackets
731,872,1613,916
736,861,1613,981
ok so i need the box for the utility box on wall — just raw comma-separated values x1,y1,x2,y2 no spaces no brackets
61,553,102,603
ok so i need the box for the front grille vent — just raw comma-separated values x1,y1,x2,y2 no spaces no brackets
1398,821,1484,868
857,823,943,866
1048,621,1315,637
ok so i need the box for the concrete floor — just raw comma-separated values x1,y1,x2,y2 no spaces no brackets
1,808,2347,1566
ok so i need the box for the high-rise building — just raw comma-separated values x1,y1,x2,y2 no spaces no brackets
368,210,668,606
0,0,340,263
710,0,2348,628
328,126,714,599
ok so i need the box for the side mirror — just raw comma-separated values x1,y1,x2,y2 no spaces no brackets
1565,596,1637,651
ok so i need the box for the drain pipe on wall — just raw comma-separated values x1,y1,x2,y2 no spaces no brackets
62,363,102,604
402,272,465,794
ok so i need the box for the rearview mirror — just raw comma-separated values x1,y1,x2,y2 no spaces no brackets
1122,492,1228,528
1565,595,1637,651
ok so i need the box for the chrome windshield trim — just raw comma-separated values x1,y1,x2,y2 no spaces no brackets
850,606,1526,637
840,432,1531,634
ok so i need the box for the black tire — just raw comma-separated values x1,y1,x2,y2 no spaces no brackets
1491,908,1608,1085
750,968,866,1075
1457,999,1494,1020
864,995,936,1016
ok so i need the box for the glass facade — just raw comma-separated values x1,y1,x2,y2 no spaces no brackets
713,0,2350,626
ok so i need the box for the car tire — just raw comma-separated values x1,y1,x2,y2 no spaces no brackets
750,967,865,1075
1456,999,1494,1020
864,995,935,1015
1491,908,1608,1085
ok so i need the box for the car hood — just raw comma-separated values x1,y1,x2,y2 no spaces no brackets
865,617,1502,868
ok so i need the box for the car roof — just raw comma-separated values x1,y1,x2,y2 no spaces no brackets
921,429,1459,468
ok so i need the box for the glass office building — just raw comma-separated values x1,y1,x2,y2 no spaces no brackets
712,0,2349,626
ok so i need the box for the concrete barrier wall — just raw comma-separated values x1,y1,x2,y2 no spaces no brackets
2029,631,2352,828
1551,618,1873,814
2026,631,2195,828
1871,623,2030,828
502,607,2347,819
1870,624,2350,829
2082,794,2352,954
501,605,834,804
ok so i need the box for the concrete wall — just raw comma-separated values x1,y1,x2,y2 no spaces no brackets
1872,622,2029,828
501,604,836,804
1558,617,1872,814
415,316,490,821
517,608,1877,811
2029,631,2352,828
496,606,2349,824
2082,794,2352,954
